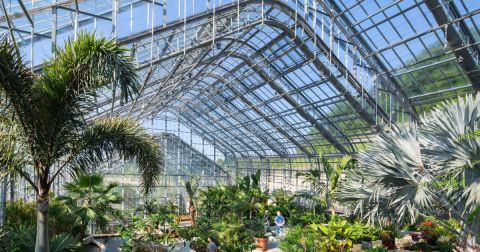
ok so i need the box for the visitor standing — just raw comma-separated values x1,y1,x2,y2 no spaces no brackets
207,237,217,252
274,210,285,236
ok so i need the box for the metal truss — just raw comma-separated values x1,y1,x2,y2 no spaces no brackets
1,0,479,160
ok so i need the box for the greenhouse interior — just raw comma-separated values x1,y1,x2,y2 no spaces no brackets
0,0,479,251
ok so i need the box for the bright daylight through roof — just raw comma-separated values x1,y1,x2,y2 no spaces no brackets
0,0,479,251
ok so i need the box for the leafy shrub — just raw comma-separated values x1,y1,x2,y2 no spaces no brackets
280,217,379,252
118,201,179,252
279,226,318,252
5,199,83,237
0,224,79,252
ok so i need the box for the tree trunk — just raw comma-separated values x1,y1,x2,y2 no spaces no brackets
189,201,196,226
0,175,8,227
35,193,49,252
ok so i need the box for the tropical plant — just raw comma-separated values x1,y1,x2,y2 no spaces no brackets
0,224,79,252
336,94,480,251
278,225,318,252
297,155,353,214
4,198,83,237
0,33,164,251
192,171,268,250
118,201,179,252
0,119,28,226
56,173,122,235
184,176,201,226
136,199,161,215
309,217,354,251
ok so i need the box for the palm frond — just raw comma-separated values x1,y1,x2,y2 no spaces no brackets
0,36,38,150
35,33,140,163
62,117,164,194
50,233,80,252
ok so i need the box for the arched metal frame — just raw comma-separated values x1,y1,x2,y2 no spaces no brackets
1,0,478,159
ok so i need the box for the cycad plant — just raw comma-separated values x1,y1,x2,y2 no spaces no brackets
0,33,164,252
56,174,122,235
336,94,480,251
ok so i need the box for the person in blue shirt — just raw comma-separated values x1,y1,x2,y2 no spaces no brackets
274,210,285,236
206,237,217,252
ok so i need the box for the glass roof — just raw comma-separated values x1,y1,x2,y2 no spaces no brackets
1,0,478,158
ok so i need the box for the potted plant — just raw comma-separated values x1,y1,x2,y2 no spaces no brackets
248,217,269,251
379,230,396,250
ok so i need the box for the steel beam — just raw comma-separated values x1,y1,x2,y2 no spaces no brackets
226,52,349,154
425,0,480,90
206,74,313,157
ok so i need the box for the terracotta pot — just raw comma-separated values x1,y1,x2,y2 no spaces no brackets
255,237,268,251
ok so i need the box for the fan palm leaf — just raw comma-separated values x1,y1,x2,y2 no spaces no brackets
336,94,480,249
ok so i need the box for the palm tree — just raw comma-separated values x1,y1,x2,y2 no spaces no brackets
336,94,480,251
184,176,201,226
297,155,352,215
0,33,164,252
56,173,122,235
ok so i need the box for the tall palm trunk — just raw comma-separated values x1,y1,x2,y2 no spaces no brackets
189,201,196,226
0,174,7,226
35,177,49,252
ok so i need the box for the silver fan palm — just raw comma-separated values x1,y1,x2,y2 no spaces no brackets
336,94,480,251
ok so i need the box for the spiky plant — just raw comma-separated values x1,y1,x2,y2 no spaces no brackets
0,33,164,252
336,94,480,251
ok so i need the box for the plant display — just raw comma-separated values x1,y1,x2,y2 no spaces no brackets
0,33,164,251
2,198,83,239
118,201,179,252
56,173,123,235
279,216,379,252
336,94,480,250
0,224,79,252
191,170,268,251
297,155,353,214
184,176,201,226
278,225,318,251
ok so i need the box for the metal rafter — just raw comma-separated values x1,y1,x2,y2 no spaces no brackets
425,0,480,90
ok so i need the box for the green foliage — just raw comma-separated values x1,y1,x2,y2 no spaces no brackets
190,171,269,250
266,190,326,226
0,224,79,252
278,225,318,252
297,155,353,214
118,201,179,252
336,94,480,248
0,32,164,249
56,173,123,234
4,199,83,237
280,217,379,252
